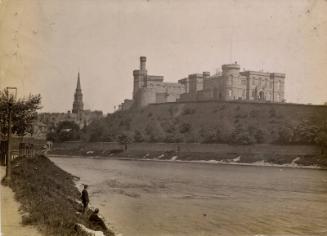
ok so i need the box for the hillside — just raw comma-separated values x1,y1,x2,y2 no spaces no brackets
83,101,327,145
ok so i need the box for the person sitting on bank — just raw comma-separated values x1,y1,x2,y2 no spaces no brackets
81,184,89,213
89,208,108,231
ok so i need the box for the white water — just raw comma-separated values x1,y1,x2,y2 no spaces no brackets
51,156,327,236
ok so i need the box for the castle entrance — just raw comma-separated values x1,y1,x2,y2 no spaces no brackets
259,91,265,101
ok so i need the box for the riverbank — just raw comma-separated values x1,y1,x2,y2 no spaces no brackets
48,149,327,169
1,155,115,236
49,142,327,168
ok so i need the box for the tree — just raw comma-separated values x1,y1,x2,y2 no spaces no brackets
179,122,191,134
277,126,294,144
145,121,165,142
315,131,327,147
292,121,319,144
118,133,132,150
199,127,223,144
0,90,41,137
54,121,81,142
133,130,144,143
229,125,255,145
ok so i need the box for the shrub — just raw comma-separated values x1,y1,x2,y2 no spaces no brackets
182,108,196,115
179,122,191,133
276,126,294,144
134,130,144,142
229,125,255,145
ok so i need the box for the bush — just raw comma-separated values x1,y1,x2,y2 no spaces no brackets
276,126,294,144
182,108,195,115
199,127,223,144
315,131,327,147
134,130,144,142
179,123,191,133
229,125,255,145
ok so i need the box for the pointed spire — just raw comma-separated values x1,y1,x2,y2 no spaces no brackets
72,71,84,114
76,72,81,90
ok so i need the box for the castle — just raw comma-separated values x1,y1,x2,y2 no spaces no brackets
119,57,285,110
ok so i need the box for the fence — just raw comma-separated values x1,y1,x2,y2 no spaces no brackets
0,137,45,166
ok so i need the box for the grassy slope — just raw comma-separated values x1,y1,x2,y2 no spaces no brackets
101,101,327,144
4,155,114,236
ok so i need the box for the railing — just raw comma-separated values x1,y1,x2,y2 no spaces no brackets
0,139,43,166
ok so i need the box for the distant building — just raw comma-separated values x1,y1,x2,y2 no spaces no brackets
118,57,286,109
38,73,103,131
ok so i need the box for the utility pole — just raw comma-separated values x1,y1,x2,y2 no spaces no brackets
5,104,12,180
5,87,17,181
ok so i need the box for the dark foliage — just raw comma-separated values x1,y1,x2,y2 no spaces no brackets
47,121,80,142
0,90,41,137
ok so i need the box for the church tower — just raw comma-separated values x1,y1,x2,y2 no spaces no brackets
72,72,84,114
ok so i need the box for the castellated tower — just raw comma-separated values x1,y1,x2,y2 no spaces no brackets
72,72,84,114
221,62,242,100
133,56,148,99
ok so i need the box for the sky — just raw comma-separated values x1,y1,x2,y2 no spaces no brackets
0,0,327,113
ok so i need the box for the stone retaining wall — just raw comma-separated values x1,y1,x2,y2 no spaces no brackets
52,141,323,156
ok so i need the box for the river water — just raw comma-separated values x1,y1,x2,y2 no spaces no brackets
51,156,327,236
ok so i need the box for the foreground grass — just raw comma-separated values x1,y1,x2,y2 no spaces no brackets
3,155,114,236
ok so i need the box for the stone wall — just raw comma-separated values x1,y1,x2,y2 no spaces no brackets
52,141,322,156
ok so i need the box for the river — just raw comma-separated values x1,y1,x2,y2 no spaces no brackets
50,156,327,236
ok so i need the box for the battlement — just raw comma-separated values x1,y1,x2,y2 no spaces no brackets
222,63,241,71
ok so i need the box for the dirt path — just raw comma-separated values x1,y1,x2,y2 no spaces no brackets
1,166,42,236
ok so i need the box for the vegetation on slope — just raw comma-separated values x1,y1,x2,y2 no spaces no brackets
2,155,114,236
79,102,327,147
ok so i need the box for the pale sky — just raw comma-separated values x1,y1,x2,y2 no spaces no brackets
0,0,327,113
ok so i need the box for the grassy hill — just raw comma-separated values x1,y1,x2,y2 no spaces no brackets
83,101,327,145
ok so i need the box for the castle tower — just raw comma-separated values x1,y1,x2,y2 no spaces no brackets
133,56,148,99
140,56,146,71
222,62,241,100
72,72,84,114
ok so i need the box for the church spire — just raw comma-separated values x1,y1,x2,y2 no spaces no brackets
72,72,84,114
76,72,81,90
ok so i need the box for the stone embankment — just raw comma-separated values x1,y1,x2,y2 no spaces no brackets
50,141,327,167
